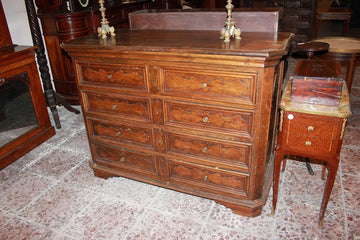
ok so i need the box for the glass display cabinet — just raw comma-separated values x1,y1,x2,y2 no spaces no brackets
0,1,55,170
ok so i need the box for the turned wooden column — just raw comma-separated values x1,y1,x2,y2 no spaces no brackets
24,0,62,128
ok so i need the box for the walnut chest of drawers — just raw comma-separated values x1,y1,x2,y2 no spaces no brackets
63,29,293,217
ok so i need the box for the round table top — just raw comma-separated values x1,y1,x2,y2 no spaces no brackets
313,37,360,54
292,42,329,54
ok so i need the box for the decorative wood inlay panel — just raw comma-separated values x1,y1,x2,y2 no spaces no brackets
162,69,255,104
166,103,252,135
94,144,156,173
81,65,146,90
167,133,250,170
86,94,150,120
91,120,152,147
170,161,248,196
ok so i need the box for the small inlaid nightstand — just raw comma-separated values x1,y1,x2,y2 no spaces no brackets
272,73,351,226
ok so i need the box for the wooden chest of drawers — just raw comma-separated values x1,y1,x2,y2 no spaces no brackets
63,29,293,217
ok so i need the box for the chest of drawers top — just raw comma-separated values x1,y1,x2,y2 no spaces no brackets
62,29,293,59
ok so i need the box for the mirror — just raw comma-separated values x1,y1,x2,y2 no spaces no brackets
0,72,39,147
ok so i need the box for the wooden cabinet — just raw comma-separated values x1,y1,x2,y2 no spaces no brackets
246,0,317,42
0,1,55,170
63,29,293,216
35,0,152,105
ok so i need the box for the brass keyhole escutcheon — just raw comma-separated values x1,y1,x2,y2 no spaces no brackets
308,126,314,131
305,141,312,146
202,116,209,123
112,104,118,110
203,175,208,181
116,131,121,136
107,74,113,79
120,156,125,162
202,147,208,153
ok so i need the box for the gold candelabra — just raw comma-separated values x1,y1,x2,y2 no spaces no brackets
220,0,241,42
97,0,115,38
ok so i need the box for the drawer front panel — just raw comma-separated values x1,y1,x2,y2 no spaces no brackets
80,64,146,91
169,160,249,198
283,112,341,138
167,133,250,171
283,13,313,23
284,133,335,155
93,143,157,176
165,102,253,137
161,68,256,105
85,92,151,121
89,119,153,148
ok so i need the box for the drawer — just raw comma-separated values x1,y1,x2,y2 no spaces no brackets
79,63,147,91
88,118,153,149
84,92,151,122
284,132,335,155
283,13,313,23
284,0,301,9
165,101,253,138
166,133,251,171
92,143,158,177
267,0,284,7
161,68,256,105
169,159,249,199
284,0,315,9
282,111,341,138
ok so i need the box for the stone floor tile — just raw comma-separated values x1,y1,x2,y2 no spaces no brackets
18,184,94,229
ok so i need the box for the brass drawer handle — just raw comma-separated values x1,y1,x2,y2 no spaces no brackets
288,114,294,120
203,175,208,181
116,131,121,136
112,104,118,110
202,147,208,153
305,141,312,146
107,74,113,79
120,156,125,162
202,116,209,123
201,83,207,88
308,126,314,131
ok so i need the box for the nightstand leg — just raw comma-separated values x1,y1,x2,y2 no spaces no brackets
319,158,339,226
272,149,284,216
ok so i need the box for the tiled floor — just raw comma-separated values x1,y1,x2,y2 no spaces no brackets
1,28,360,239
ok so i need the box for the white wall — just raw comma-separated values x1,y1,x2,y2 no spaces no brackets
2,0,33,46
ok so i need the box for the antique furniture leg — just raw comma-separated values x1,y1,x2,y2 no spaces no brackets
319,156,339,226
345,53,356,92
271,147,285,216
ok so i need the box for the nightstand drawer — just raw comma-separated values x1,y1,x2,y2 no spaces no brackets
284,132,335,155
282,111,341,138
